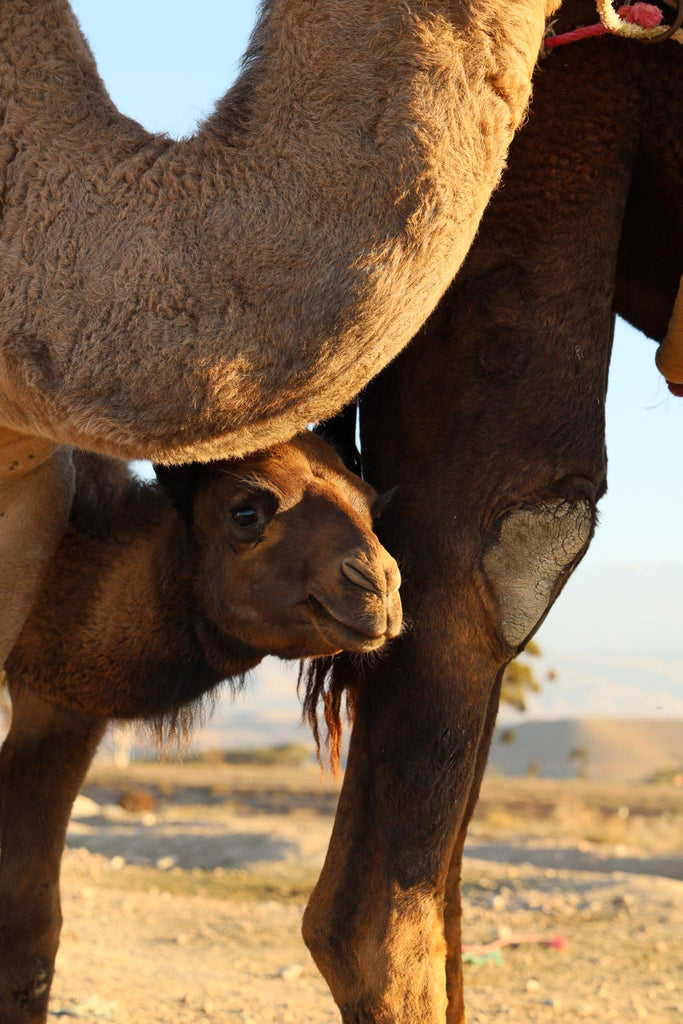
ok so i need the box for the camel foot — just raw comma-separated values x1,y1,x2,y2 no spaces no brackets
0,953,52,1024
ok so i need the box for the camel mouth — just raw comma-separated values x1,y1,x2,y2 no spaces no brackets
306,595,388,654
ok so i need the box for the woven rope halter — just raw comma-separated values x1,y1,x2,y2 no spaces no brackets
596,0,683,42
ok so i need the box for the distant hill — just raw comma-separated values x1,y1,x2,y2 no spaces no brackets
488,718,683,782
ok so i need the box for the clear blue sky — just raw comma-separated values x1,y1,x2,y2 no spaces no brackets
70,2,683,723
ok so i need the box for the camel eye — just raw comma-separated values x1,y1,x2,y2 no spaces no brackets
230,506,259,528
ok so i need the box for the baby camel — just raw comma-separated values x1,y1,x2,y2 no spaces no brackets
0,430,400,1024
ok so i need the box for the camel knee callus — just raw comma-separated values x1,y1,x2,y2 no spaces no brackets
481,497,595,650
6,432,402,720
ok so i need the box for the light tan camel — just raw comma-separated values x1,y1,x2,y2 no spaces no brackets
1,429,401,1022
0,0,556,663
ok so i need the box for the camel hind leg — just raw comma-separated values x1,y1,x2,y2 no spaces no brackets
0,683,106,1024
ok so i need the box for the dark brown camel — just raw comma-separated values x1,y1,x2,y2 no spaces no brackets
0,431,400,1023
302,3,682,1021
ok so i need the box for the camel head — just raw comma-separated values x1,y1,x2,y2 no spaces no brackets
155,432,402,660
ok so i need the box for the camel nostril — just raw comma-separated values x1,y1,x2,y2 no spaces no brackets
386,560,401,593
341,556,381,594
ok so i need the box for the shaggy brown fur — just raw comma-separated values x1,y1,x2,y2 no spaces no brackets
0,0,556,463
0,430,401,1023
302,4,682,1022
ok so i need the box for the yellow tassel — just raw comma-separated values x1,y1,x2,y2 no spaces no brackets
655,276,683,384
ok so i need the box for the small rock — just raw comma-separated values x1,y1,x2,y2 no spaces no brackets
202,997,215,1015
490,894,506,912
102,803,126,820
612,894,632,910
496,923,512,941
175,932,191,946
118,787,157,812
278,964,304,982
525,978,540,993
110,855,125,872
71,794,101,818
156,855,178,871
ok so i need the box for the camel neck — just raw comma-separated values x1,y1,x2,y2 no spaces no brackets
0,2,143,152
81,484,263,717
0,0,550,462
7,466,262,720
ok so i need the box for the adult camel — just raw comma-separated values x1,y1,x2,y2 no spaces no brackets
303,1,682,1020
0,0,556,666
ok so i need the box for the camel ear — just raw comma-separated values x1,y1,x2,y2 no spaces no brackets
153,462,204,527
372,486,398,521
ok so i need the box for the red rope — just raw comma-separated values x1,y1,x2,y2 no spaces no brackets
545,22,610,45
462,932,567,956
545,2,663,47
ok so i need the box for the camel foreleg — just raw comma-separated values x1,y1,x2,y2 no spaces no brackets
440,493,596,1024
0,683,106,1024
302,476,597,1023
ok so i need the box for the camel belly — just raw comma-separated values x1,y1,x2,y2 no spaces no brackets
0,430,74,666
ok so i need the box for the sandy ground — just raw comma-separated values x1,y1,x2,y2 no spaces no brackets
47,764,682,1023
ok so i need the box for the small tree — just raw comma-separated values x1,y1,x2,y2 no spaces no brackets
570,745,590,780
501,639,544,712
